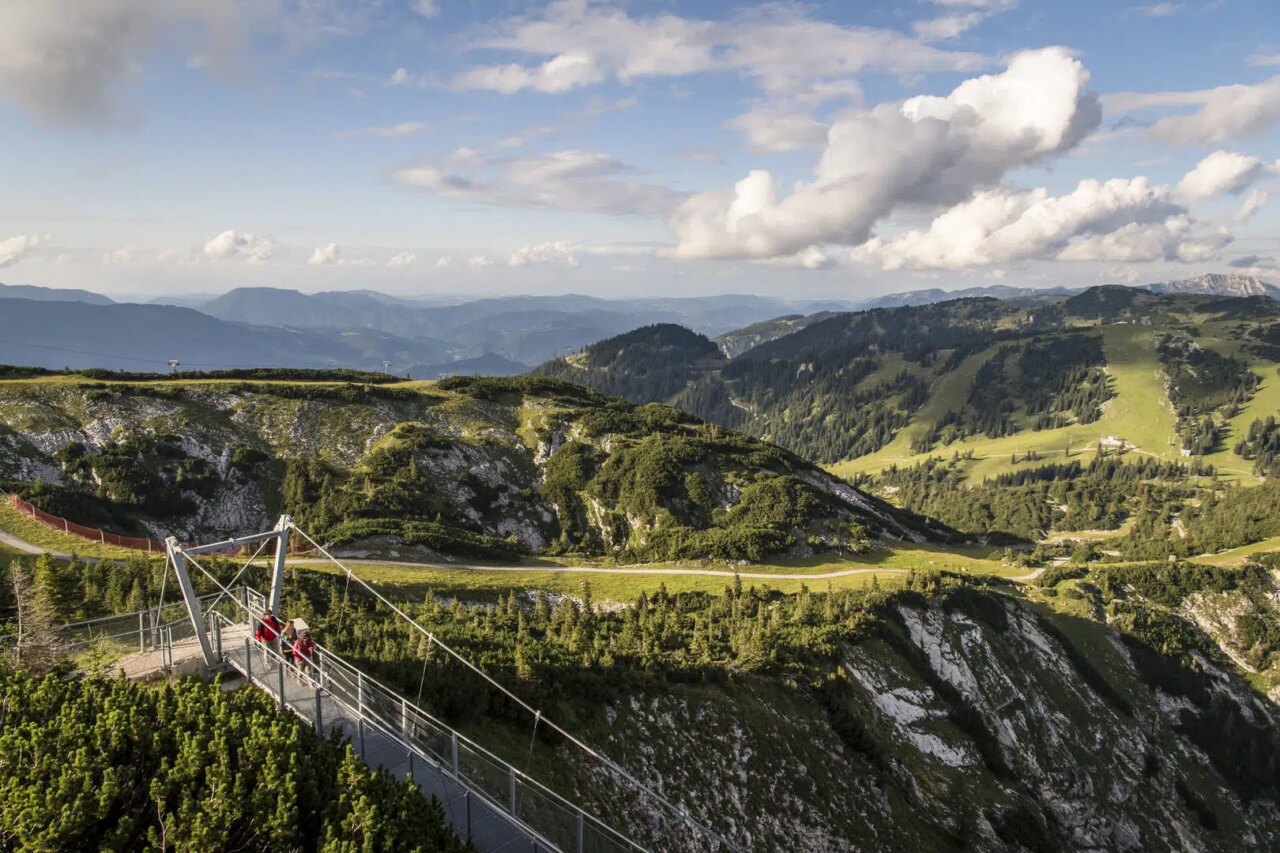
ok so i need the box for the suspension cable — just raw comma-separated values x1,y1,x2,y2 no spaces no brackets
286,524,730,849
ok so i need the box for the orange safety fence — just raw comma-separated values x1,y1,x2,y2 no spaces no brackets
7,494,315,556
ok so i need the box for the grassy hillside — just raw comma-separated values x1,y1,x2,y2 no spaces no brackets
0,372,953,565
539,289,1280,484
532,290,1280,558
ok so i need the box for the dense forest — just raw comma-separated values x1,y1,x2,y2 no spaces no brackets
0,666,467,851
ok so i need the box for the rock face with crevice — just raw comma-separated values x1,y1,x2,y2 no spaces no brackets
560,590,1280,850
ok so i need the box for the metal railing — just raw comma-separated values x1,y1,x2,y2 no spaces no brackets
0,592,229,657
213,598,653,853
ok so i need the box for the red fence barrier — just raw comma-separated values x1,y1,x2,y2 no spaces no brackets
6,494,315,556
9,493,165,552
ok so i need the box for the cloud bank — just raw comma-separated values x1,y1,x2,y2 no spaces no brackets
668,47,1101,261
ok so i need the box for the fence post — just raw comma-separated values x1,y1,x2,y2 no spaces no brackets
277,655,286,709
577,810,585,853
314,687,323,733
451,731,459,774
358,717,366,759
400,696,409,739
138,611,145,652
245,636,253,681
356,671,364,715
509,767,517,815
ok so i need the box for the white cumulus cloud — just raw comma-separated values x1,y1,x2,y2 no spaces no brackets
387,251,416,268
668,47,1101,261
203,229,273,263
307,243,375,267
507,241,578,267
851,177,1204,269
1177,150,1276,199
0,233,49,267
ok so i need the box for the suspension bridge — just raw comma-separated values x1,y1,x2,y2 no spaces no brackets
56,516,736,853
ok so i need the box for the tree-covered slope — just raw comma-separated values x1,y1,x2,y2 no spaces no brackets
535,323,726,403
0,665,467,851
0,373,952,562
535,290,1280,484
272,569,1280,850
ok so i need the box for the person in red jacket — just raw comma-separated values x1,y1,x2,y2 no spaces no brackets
292,630,316,683
254,607,283,668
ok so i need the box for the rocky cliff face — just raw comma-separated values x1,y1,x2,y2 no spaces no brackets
1148,273,1280,299
0,376,948,556
565,589,1279,850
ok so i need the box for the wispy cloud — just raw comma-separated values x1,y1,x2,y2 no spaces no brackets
334,121,427,138
394,149,682,216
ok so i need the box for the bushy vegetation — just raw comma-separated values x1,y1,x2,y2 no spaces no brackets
0,665,467,851
76,367,405,383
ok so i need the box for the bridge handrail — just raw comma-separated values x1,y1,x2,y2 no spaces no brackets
220,595,651,853
210,610,574,852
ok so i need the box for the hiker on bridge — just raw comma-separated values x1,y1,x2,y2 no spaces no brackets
254,607,283,667
281,619,298,659
292,629,316,682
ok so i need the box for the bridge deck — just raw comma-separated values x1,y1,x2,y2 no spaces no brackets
218,624,550,852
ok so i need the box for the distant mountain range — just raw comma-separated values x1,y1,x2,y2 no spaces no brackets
856,284,1080,309
0,274,1273,376
0,282,114,306
1145,273,1280,299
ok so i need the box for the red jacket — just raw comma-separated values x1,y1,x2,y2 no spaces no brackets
255,613,282,642
292,636,315,662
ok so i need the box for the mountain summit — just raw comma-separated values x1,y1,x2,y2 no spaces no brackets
1147,273,1279,299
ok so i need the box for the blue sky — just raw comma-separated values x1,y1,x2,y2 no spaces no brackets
0,0,1278,299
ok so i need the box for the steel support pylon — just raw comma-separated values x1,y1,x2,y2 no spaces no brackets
165,515,293,671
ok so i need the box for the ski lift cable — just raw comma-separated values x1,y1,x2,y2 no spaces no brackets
286,523,730,849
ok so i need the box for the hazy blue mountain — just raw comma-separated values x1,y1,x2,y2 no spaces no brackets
0,298,448,373
858,284,1080,309
0,282,115,305
418,352,529,378
195,288,803,364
